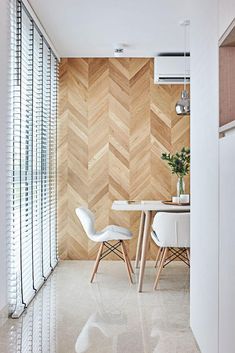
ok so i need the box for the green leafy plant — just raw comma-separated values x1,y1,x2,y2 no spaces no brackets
161,147,190,177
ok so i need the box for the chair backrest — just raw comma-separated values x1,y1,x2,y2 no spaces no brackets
152,212,190,248
75,207,96,240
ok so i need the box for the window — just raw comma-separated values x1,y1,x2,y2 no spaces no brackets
9,0,58,318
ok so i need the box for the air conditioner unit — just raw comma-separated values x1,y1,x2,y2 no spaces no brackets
154,55,190,84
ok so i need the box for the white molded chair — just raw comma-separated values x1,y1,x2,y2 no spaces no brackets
151,212,190,290
75,207,134,283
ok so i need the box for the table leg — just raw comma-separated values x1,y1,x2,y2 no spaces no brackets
135,211,145,268
138,210,151,292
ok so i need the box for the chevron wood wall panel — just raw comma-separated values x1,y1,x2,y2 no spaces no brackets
58,58,190,260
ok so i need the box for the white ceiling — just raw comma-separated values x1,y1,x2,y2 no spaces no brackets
28,0,190,58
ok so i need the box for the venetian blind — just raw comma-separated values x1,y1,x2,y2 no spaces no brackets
9,0,58,318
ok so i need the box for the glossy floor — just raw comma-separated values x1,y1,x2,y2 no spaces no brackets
0,261,200,353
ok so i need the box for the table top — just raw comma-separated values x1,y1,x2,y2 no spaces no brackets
112,200,190,212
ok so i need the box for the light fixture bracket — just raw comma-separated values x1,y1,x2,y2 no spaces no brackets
113,43,124,57
179,19,190,27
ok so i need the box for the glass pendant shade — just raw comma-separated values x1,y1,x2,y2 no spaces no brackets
175,89,190,115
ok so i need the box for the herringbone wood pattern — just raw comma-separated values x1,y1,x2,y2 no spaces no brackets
58,58,190,260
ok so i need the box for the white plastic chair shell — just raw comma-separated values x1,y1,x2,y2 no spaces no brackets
75,207,132,242
151,212,190,248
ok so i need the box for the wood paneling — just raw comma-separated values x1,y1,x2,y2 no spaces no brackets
219,47,235,127
58,58,190,260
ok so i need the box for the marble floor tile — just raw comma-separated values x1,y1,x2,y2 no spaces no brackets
0,261,200,353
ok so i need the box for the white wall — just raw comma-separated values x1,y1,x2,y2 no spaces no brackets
218,4,235,352
219,131,235,353
0,0,9,312
219,0,235,38
190,1,219,353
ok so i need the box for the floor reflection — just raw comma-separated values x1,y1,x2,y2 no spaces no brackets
75,284,133,353
0,261,200,353
0,276,56,353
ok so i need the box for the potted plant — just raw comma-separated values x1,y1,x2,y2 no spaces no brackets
161,147,190,196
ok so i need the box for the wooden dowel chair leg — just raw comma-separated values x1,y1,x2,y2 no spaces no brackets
90,242,104,283
154,247,163,268
186,248,190,261
153,248,168,290
128,257,134,274
121,241,133,284
122,241,134,274
157,246,165,269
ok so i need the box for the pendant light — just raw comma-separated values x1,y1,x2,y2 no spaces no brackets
175,20,190,116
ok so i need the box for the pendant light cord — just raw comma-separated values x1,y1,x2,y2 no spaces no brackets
184,23,186,91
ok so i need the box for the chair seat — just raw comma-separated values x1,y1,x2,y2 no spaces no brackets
151,212,190,248
96,225,132,242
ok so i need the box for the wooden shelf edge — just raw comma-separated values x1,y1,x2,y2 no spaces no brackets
219,120,235,136
219,17,235,47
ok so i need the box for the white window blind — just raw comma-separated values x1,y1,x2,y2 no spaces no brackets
9,0,58,318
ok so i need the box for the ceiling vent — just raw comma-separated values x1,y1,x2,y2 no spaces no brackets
154,53,190,84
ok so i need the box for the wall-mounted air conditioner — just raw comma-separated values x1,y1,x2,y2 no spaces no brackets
154,54,190,84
